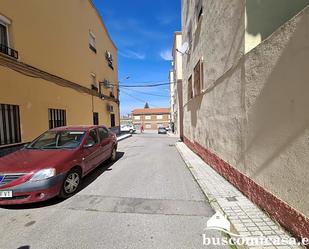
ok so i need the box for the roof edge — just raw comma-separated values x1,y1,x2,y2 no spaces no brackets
88,0,117,50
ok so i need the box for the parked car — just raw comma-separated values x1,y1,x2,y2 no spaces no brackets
120,124,136,134
0,125,117,205
158,127,167,134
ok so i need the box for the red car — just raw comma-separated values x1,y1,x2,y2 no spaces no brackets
0,125,118,205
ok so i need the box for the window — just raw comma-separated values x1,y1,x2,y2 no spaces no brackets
195,0,203,23
201,59,204,90
188,75,193,100
0,104,21,146
48,108,66,129
145,115,151,120
187,21,193,51
29,130,85,149
157,115,163,120
93,112,99,125
0,15,17,59
91,73,97,90
157,123,163,128
0,23,8,47
194,60,201,96
145,124,151,129
85,129,98,146
106,51,114,69
110,113,115,127
89,31,96,53
0,15,10,47
98,127,108,140
134,116,140,120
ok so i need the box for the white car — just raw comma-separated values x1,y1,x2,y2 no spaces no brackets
120,125,136,133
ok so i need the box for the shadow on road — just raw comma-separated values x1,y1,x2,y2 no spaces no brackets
0,151,125,210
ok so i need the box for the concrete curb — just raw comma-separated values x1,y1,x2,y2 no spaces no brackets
117,134,132,142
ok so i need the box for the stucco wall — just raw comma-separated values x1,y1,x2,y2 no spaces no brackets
182,0,309,232
0,0,118,94
172,32,183,136
182,0,245,167
0,0,119,143
244,7,309,217
245,0,309,52
0,66,119,142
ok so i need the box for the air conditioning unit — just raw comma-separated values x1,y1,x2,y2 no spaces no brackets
106,104,114,112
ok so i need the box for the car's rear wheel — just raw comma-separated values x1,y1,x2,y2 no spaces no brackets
59,168,81,198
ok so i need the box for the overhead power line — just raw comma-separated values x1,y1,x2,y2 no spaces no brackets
120,88,160,108
121,87,170,98
119,82,172,88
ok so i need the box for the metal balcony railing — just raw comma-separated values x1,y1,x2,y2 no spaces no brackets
0,44,18,59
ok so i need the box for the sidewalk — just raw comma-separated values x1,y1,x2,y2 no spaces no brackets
167,131,179,138
176,142,303,249
117,133,132,142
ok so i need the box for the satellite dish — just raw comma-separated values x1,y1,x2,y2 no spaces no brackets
177,42,189,55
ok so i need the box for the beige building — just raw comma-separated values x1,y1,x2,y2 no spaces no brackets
0,0,119,154
132,108,170,130
170,32,183,138
182,0,309,239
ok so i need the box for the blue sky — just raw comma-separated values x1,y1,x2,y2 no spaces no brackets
92,0,181,116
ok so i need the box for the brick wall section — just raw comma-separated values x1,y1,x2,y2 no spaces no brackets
183,136,309,242
132,108,170,130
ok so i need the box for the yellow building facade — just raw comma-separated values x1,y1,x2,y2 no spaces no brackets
0,0,119,147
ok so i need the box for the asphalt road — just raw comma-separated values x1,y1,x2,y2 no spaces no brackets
0,133,228,249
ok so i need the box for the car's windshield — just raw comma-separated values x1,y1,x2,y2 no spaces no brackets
28,130,86,149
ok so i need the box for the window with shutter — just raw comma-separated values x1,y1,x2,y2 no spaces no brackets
89,31,96,53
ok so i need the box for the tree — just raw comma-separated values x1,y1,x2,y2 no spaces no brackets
144,102,149,108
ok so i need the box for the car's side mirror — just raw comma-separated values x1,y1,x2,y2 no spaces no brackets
83,140,95,148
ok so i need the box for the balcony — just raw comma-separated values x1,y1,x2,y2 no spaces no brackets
0,44,18,59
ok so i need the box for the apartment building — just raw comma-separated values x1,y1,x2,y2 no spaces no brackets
0,0,119,154
120,114,132,126
170,32,183,138
182,0,309,239
132,108,170,130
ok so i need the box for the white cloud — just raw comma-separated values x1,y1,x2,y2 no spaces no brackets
160,49,173,61
156,15,177,25
119,50,146,60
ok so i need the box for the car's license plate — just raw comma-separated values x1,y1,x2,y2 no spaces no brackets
0,191,12,198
